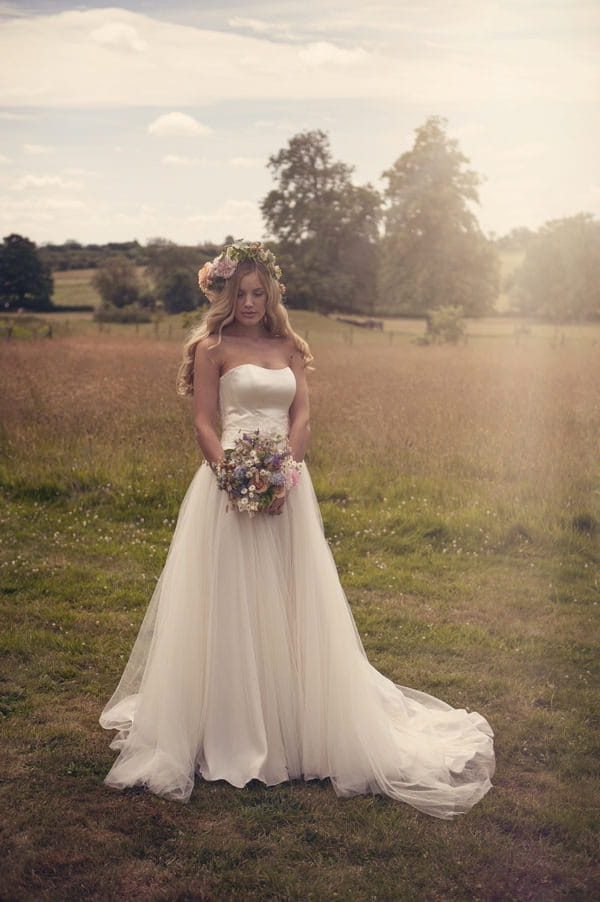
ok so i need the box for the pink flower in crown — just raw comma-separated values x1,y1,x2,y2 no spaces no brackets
198,261,214,290
214,256,238,279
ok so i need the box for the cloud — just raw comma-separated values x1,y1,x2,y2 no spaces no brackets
229,16,277,35
0,111,39,120
0,6,595,107
148,113,213,137
162,154,211,166
228,16,293,39
64,167,98,177
90,21,148,53
298,42,369,67
23,143,54,155
11,174,83,191
187,199,259,225
98,200,262,244
229,157,263,168
0,153,10,164
0,194,85,229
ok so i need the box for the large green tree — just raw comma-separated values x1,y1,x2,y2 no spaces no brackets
261,130,381,314
0,233,53,311
379,117,498,316
511,213,600,320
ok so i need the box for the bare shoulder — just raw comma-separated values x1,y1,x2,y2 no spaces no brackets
284,339,306,369
281,336,298,359
195,335,222,370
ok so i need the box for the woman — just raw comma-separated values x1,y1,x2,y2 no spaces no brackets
100,241,495,819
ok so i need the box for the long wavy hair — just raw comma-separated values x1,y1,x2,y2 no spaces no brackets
176,259,313,396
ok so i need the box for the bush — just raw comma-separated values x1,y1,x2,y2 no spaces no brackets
157,268,200,314
92,256,143,308
93,304,152,324
425,305,465,344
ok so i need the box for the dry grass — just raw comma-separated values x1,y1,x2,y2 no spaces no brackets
1,333,599,901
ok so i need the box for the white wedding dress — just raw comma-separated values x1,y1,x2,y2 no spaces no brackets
100,363,494,819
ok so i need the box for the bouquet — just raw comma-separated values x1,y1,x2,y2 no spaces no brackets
210,430,302,517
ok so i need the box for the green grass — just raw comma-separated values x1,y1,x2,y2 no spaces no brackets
52,268,102,308
1,334,599,900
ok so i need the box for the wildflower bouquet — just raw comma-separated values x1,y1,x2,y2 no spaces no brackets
210,430,301,517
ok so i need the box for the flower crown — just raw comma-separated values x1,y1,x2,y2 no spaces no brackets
198,240,285,298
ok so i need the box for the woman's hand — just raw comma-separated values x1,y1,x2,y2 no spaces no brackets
267,493,286,516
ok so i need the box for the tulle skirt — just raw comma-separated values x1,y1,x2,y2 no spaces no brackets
100,464,494,819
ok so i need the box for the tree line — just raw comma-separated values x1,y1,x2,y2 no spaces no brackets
1,116,599,322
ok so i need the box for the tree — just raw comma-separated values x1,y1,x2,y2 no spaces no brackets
158,268,200,314
379,117,498,316
0,233,53,310
495,226,536,253
92,255,143,308
511,213,600,320
145,238,209,312
261,130,381,314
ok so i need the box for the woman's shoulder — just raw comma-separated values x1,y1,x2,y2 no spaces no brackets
194,335,222,371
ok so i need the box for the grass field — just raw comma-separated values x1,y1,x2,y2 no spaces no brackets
1,329,599,900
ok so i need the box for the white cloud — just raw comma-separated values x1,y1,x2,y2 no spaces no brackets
298,42,369,67
0,153,10,164
187,199,260,225
148,112,213,137
64,167,98,177
0,111,39,120
98,200,262,245
162,154,211,166
11,174,83,191
229,17,276,35
23,143,54,155
228,16,293,40
0,6,596,107
90,21,148,54
229,157,263,168
0,194,86,229
0,3,597,245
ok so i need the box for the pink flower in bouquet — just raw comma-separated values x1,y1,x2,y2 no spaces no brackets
253,474,270,494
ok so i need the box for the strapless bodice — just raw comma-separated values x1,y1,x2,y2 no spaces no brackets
219,364,296,449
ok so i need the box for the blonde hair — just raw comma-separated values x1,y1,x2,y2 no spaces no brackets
176,259,313,396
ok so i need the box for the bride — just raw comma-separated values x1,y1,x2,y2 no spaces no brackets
100,241,495,819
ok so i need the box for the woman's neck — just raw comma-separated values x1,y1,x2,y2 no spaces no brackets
223,325,271,341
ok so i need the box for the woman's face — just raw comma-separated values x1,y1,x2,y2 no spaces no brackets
233,270,267,329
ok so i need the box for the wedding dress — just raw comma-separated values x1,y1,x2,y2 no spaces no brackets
100,363,494,819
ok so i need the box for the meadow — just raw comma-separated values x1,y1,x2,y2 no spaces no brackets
1,321,599,900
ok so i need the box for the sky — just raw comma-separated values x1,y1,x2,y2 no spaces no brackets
0,0,599,246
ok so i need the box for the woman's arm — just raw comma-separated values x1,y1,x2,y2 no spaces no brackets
288,351,311,462
192,339,224,463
